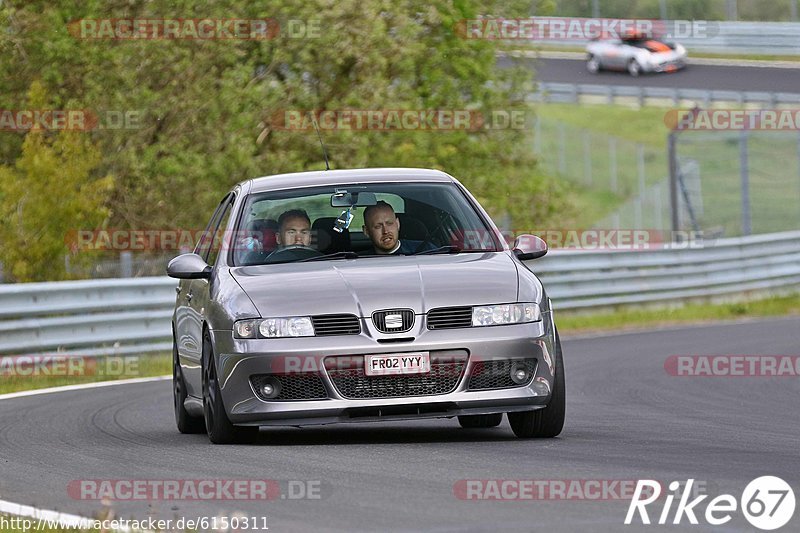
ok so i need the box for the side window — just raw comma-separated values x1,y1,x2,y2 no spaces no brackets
195,195,230,259
205,197,235,266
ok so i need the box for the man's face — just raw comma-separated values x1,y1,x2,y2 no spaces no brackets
277,216,311,247
363,207,400,253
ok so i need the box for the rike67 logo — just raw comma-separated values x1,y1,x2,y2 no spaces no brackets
626,477,795,530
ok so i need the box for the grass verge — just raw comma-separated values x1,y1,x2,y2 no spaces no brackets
0,353,171,395
556,293,800,335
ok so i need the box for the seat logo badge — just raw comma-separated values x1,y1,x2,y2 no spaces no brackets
385,314,403,329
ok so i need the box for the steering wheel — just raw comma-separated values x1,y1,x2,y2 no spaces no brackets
265,245,323,262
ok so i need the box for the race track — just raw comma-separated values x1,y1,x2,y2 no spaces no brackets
509,56,800,92
1,317,798,532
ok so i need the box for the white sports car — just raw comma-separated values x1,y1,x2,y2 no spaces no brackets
586,34,687,76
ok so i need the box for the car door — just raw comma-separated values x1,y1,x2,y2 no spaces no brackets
178,193,234,397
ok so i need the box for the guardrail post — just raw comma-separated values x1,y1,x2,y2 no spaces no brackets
740,130,752,236
120,251,133,278
669,132,680,233
654,183,664,230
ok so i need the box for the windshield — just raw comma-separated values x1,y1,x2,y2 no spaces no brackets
230,182,501,265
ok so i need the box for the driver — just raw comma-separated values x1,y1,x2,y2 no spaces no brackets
362,201,431,255
275,209,312,248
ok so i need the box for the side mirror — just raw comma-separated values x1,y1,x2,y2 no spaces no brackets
513,234,548,260
167,253,212,279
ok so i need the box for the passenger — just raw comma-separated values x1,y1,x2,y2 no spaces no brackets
362,201,431,255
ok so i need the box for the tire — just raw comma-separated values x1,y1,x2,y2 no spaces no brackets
508,330,565,438
586,54,600,74
627,59,642,77
458,413,503,429
173,337,205,434
202,331,258,444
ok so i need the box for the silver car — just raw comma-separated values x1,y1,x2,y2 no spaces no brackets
168,168,565,444
586,35,687,76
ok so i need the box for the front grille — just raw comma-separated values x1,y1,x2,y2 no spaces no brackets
468,358,537,390
311,314,361,336
427,306,472,330
325,353,467,399
372,309,414,333
250,374,328,401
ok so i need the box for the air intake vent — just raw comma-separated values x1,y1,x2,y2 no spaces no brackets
427,306,472,330
372,309,414,333
311,314,361,336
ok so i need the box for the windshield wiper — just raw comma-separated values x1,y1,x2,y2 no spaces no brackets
413,245,462,255
298,251,359,262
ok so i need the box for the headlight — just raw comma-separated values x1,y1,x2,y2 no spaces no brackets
233,317,314,338
472,303,541,327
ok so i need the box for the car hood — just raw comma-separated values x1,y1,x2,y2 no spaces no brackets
230,252,523,317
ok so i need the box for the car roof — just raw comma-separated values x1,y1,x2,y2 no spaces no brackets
245,167,455,193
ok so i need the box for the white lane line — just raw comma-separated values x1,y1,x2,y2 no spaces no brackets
0,375,170,402
0,498,150,533
0,499,97,529
0,376,171,531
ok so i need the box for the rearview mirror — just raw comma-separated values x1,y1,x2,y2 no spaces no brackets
167,253,212,279
330,191,378,207
513,234,548,260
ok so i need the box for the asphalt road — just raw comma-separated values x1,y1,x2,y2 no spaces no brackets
508,57,800,92
1,317,798,532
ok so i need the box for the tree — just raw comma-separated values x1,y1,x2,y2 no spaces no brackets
0,81,113,281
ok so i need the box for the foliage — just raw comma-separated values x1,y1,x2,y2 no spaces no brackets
0,0,569,281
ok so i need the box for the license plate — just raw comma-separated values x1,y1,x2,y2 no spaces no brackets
364,352,430,376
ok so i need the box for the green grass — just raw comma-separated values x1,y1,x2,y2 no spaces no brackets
557,293,800,334
532,102,800,236
0,353,171,395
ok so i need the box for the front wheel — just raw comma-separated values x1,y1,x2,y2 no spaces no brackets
458,414,503,428
202,331,258,444
508,331,565,438
586,54,600,74
627,59,642,77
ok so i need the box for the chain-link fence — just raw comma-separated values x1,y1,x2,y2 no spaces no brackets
534,117,800,237
671,130,800,237
533,116,672,230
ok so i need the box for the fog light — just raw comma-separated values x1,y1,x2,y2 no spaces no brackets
260,377,281,399
510,365,531,385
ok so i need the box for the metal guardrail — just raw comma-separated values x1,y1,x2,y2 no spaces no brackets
531,21,800,56
1,230,799,355
531,82,800,107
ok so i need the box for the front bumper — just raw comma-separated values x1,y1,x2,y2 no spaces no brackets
649,57,686,72
211,314,557,426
